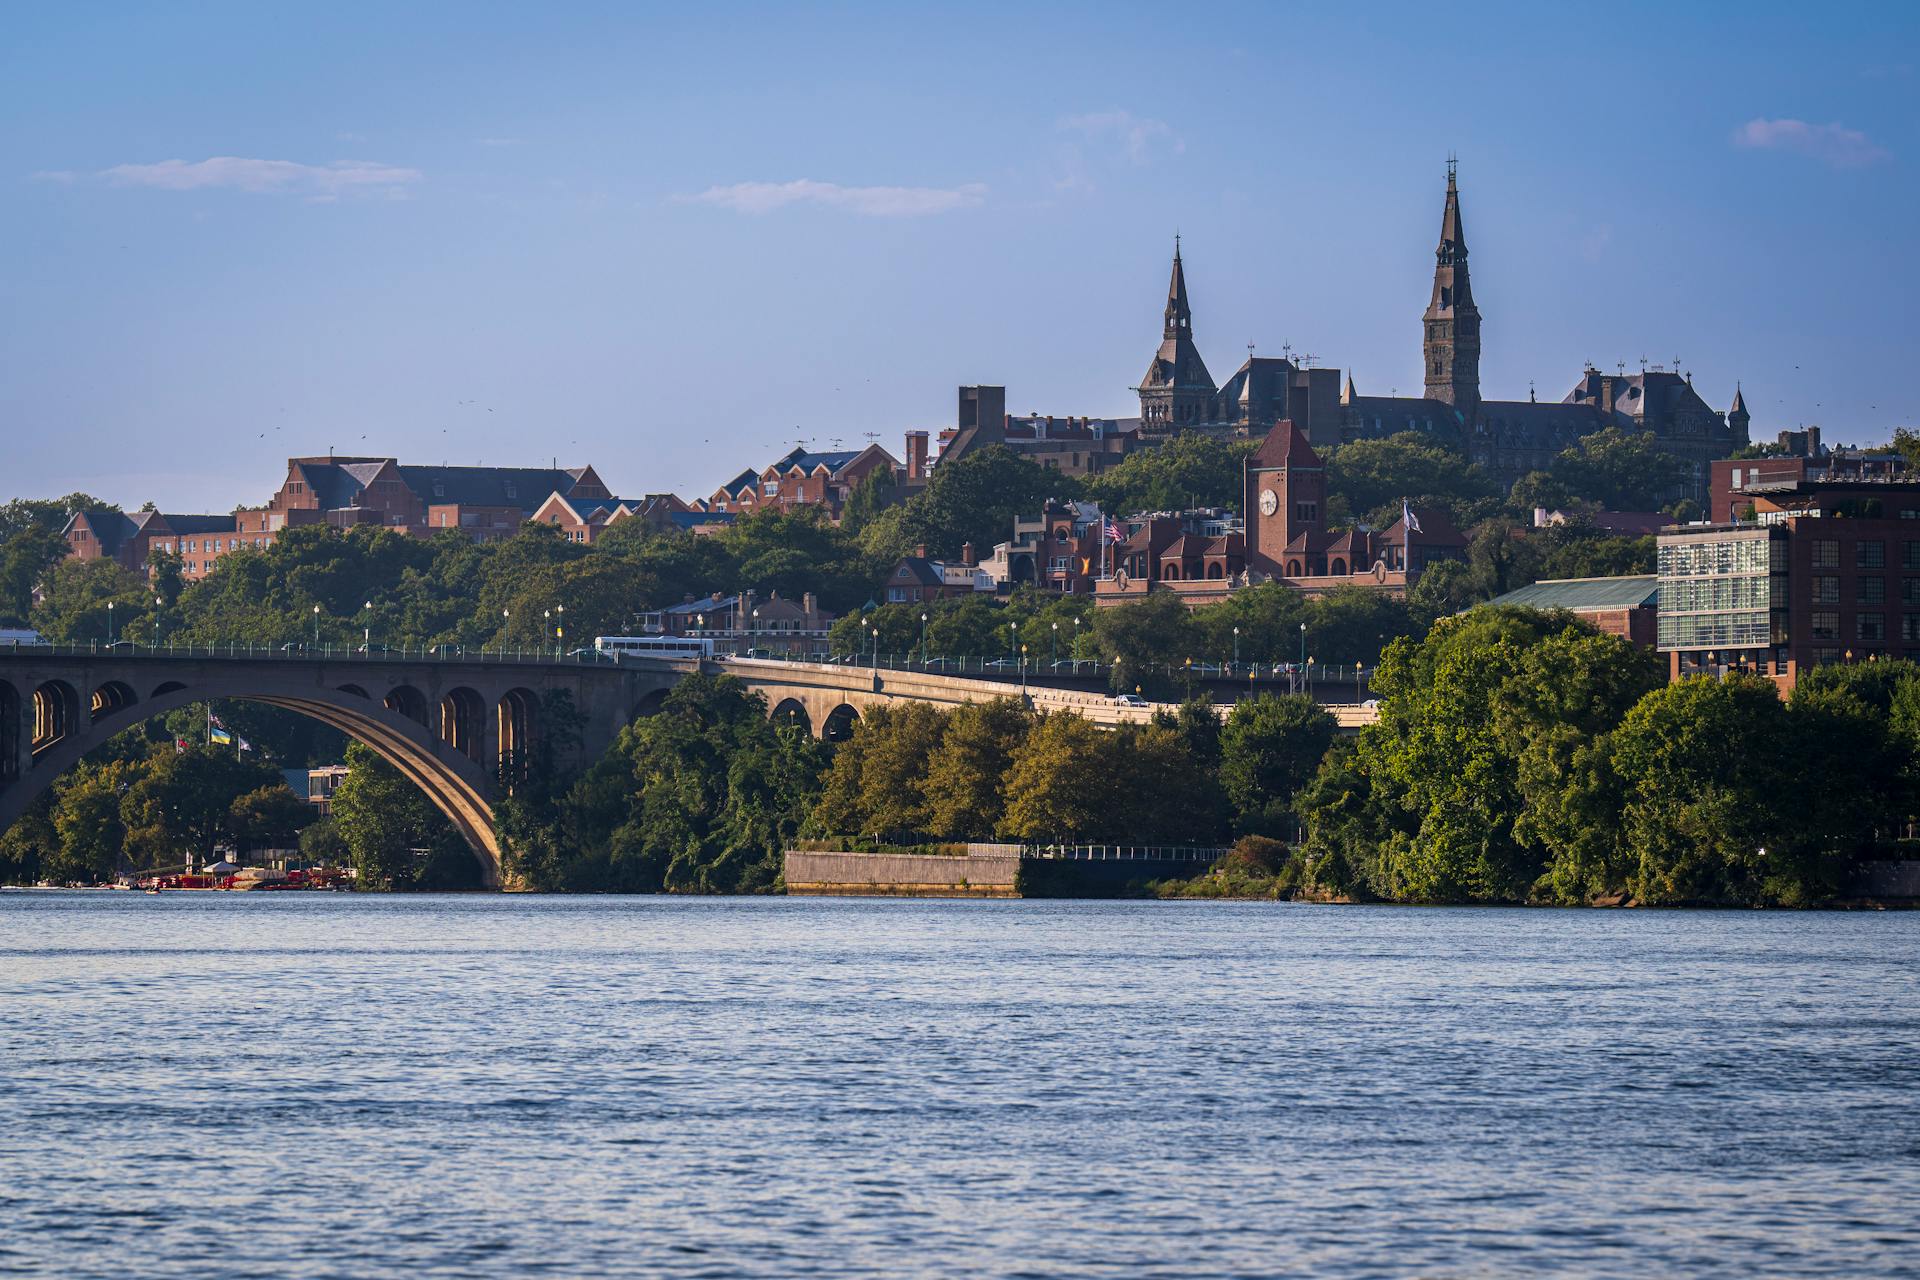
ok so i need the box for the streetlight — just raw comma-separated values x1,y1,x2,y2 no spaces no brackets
362,600,374,649
1051,620,1058,670
106,600,115,644
502,607,511,655
154,595,164,648
311,603,321,648
1299,621,1308,694
1020,643,1029,697
1073,615,1082,674
556,604,564,656
870,626,880,670
919,612,929,666
1233,624,1240,670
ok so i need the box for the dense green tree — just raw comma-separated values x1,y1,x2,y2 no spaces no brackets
330,742,470,889
1548,426,1674,511
1218,694,1336,837
0,799,56,885
298,817,351,865
1081,435,1251,516
0,526,70,626
859,446,1064,563
227,784,315,853
51,760,135,882
920,699,1032,839
1090,591,1197,696
117,746,286,871
1326,431,1501,528
998,714,1118,842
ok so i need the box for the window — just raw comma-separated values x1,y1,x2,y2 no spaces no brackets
1811,540,1840,569
1906,579,1920,606
1295,502,1318,523
1811,611,1840,641
887,587,906,603
1814,647,1840,666
1904,615,1920,643
1860,578,1886,605
1858,540,1886,569
1859,614,1886,642
1813,576,1840,604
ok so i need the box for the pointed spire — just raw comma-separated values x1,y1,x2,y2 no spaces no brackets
1730,383,1748,415
1438,165,1467,262
1342,370,1356,405
1164,235,1191,338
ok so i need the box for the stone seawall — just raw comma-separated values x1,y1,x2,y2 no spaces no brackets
784,852,1021,898
783,849,1217,898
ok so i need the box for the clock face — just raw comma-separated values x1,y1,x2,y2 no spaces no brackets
1259,488,1279,517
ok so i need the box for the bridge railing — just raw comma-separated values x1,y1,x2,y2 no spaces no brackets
781,650,1372,690
1021,844,1228,863
0,641,647,666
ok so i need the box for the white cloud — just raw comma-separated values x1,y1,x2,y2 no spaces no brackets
1059,110,1183,163
682,179,986,217
98,156,423,195
1732,117,1889,168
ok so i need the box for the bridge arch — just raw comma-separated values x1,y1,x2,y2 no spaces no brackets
497,687,537,786
32,680,80,758
769,697,811,735
90,680,138,716
438,687,485,764
0,680,17,786
384,684,427,725
821,703,861,743
0,679,502,887
632,688,670,722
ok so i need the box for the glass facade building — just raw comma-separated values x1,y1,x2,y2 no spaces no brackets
1656,528,1785,653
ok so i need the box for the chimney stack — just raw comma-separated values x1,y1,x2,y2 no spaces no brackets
961,541,977,566
906,431,929,482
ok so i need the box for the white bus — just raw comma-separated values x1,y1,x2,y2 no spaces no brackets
0,629,44,647
593,635,714,660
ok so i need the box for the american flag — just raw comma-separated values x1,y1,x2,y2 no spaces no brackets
1103,518,1124,544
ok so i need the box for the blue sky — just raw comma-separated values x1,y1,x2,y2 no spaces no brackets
3,1,1915,510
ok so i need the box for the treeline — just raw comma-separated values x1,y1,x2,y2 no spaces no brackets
1289,610,1918,906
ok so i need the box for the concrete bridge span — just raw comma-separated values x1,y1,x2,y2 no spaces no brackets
0,647,1373,887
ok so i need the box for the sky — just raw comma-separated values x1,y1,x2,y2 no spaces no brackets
3,1,1917,511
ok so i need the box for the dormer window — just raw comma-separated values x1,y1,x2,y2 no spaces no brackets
433,483,445,498
504,483,517,500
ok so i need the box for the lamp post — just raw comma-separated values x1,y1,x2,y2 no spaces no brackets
1051,620,1058,670
1072,615,1082,674
107,600,115,645
870,626,880,670
1020,643,1029,697
919,612,929,666
311,603,321,648
751,606,760,657
502,607,511,655
544,608,552,656
1298,621,1308,694
362,600,374,649
555,604,564,656
154,595,164,647
1233,625,1240,671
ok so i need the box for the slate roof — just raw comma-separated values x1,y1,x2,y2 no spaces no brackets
1249,420,1323,469
1486,575,1659,612
396,465,581,507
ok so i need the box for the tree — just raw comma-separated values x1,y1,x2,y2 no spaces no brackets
1325,432,1500,528
299,817,350,866
1090,591,1197,696
0,526,70,626
227,784,315,852
51,761,134,883
921,699,1032,839
1082,435,1251,516
861,446,1063,563
841,467,897,534
330,742,469,889
1219,695,1336,837
998,714,1119,842
1549,426,1674,510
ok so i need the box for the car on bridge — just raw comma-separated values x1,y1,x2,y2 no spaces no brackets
1110,693,1148,708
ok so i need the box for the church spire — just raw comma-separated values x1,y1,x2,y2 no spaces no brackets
1423,160,1481,414
1164,235,1192,339
1342,370,1356,405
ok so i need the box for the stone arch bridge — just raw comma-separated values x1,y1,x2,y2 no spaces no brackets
0,648,1371,887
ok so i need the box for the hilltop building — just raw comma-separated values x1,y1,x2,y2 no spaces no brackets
261,456,613,541
61,509,251,581
1130,166,1750,504
707,442,905,520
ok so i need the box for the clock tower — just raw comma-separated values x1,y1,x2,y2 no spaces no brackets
1244,419,1324,577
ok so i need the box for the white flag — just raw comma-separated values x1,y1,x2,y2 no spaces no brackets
1402,500,1423,535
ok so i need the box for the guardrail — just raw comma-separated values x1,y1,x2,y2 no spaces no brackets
0,641,652,666
805,650,1373,688
1020,844,1228,863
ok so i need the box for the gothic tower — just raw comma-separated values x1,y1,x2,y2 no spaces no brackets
1137,238,1217,433
1422,162,1481,416
1244,420,1324,577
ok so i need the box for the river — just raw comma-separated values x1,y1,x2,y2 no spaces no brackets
1,892,1916,1278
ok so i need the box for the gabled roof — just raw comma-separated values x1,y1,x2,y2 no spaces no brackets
1249,419,1322,469
1382,505,1467,547
1486,575,1659,612
889,556,946,587
396,464,582,508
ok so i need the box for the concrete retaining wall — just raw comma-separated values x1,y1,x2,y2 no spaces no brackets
784,851,1020,898
1849,860,1920,899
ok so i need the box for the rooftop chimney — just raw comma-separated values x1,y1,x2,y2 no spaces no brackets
961,541,977,566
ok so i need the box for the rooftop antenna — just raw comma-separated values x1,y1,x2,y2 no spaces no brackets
1446,152,1457,180
1529,379,1536,403
862,431,881,443
1301,352,1318,369
1281,341,1293,361
1247,341,1255,362
1638,354,1649,372
1616,361,1627,377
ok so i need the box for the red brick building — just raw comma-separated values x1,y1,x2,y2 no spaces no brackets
1485,576,1660,649
262,456,612,541
62,509,258,582
708,444,901,520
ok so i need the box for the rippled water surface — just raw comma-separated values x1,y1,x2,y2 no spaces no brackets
2,893,1917,1279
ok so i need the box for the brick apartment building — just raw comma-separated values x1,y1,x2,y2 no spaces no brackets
708,442,906,520
1657,477,1920,687
1708,428,1906,522
529,491,732,544
935,385,1144,479
263,456,613,540
62,509,263,582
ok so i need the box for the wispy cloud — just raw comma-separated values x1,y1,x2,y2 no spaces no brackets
1059,110,1183,163
682,179,986,217
98,157,423,196
1732,117,1889,168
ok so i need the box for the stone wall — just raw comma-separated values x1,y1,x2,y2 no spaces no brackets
784,851,1020,898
